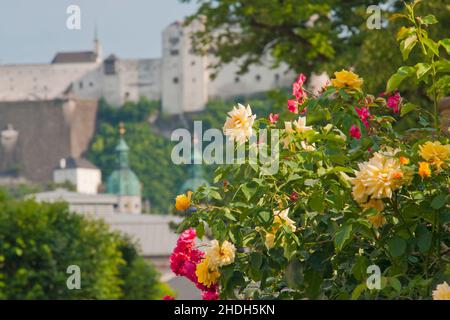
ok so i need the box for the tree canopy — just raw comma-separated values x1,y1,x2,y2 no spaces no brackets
0,189,172,299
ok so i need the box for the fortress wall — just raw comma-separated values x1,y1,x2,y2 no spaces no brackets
0,99,97,182
0,63,99,101
68,100,99,159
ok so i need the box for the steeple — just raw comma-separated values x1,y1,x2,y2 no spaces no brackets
106,122,142,214
93,25,102,63
116,122,130,168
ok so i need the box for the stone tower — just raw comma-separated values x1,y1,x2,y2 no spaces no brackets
106,123,142,214
161,21,208,115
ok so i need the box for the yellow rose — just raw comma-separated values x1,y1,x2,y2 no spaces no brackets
196,257,220,288
223,103,256,144
206,240,236,268
432,281,450,300
399,156,410,165
352,152,404,203
419,141,450,171
265,233,275,249
361,198,385,213
367,213,387,229
331,70,363,91
175,191,192,211
418,162,431,179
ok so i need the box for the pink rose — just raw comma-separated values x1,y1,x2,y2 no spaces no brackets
349,125,361,139
269,113,280,124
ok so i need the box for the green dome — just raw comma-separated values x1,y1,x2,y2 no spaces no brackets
106,136,141,196
106,169,141,196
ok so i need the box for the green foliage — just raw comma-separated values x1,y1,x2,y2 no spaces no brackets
179,4,450,300
181,0,388,75
97,97,159,124
181,0,450,102
0,193,169,299
118,238,174,300
88,99,186,214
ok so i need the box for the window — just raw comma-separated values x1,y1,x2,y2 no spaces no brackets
275,74,280,82
79,81,83,89
125,92,130,99
169,37,179,45
104,59,117,75
170,50,179,56
89,82,94,87
235,77,240,83
191,61,196,66
255,74,261,81
173,77,179,84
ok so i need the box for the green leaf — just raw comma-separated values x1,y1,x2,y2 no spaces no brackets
304,268,322,299
400,102,418,117
416,225,432,253
285,259,303,290
249,252,263,280
415,63,431,79
256,210,272,225
309,193,325,213
433,60,450,73
351,283,367,300
439,39,450,55
196,221,205,239
400,35,417,60
423,38,439,56
386,66,415,93
431,194,446,209
389,277,402,293
334,224,353,251
421,14,438,25
387,237,407,257
396,26,415,41
209,190,222,200
224,211,237,222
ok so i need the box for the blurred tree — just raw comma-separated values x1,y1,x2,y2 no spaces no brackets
180,0,397,76
0,190,171,299
118,238,174,299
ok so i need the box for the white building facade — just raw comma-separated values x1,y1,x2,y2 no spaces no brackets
0,20,305,115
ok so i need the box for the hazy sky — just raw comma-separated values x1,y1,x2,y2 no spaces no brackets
0,0,197,64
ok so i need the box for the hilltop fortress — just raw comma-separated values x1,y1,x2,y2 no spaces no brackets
0,20,296,115
0,20,328,183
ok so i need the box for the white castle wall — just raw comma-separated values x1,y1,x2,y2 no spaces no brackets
208,56,294,99
0,20,318,115
0,63,99,101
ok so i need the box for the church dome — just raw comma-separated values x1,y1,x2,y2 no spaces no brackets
106,124,141,196
106,168,141,196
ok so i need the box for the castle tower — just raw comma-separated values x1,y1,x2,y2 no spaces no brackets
106,123,142,214
161,20,208,115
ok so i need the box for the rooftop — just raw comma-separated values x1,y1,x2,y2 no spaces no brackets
55,157,99,170
30,189,117,204
52,51,98,64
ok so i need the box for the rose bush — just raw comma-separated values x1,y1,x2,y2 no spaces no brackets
173,2,450,300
